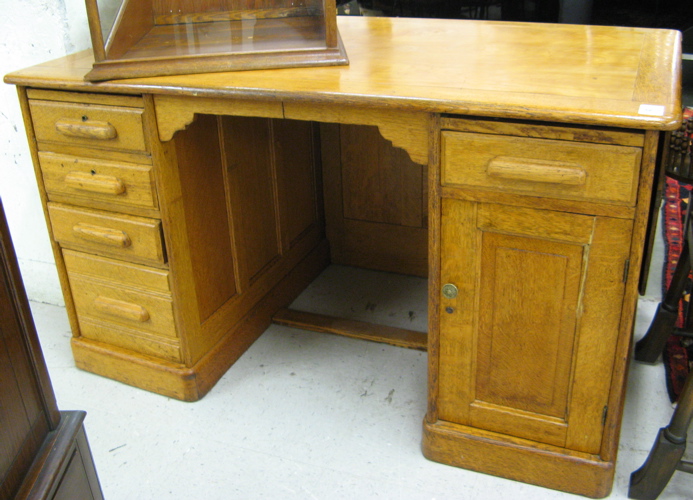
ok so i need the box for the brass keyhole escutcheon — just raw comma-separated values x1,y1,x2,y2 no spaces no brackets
442,283,458,299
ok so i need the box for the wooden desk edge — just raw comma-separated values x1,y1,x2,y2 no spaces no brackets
4,16,684,133
4,71,683,132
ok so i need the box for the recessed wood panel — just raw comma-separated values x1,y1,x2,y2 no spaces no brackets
273,119,320,250
322,123,428,277
221,116,281,287
340,124,424,227
175,114,238,322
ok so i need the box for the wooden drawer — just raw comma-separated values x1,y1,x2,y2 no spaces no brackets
441,131,642,205
39,152,157,211
30,98,147,153
48,203,165,266
63,250,180,362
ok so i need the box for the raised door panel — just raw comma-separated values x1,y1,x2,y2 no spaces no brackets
474,232,582,443
438,199,631,454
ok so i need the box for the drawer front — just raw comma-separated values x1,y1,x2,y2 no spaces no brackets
39,152,157,210
30,99,147,153
48,203,165,265
63,250,180,362
441,131,642,205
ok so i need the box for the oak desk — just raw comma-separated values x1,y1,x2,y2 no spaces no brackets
5,16,682,498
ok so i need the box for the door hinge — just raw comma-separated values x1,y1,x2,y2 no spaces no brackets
602,406,608,426
622,259,631,283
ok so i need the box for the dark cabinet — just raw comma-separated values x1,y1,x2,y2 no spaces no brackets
0,198,103,500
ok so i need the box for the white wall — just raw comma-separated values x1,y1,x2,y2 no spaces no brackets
1,0,91,304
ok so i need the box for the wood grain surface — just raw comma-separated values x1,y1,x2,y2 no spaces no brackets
5,17,682,130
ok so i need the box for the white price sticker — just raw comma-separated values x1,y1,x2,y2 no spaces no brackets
638,104,665,116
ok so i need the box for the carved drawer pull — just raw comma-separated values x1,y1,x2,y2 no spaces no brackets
487,156,587,186
73,223,131,248
55,118,117,140
93,296,150,322
65,171,126,195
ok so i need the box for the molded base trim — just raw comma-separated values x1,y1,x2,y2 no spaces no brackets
422,419,615,499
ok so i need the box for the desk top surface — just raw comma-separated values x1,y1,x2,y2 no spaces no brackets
5,16,683,130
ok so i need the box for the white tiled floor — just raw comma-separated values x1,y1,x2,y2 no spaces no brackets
27,259,693,500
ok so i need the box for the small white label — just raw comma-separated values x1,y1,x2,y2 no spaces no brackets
638,104,665,116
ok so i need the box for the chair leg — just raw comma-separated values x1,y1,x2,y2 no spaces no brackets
629,370,693,499
635,237,691,363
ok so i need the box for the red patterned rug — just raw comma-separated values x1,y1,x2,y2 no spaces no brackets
662,176,693,402
661,107,693,402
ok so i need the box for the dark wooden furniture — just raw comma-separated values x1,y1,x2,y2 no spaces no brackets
0,198,103,500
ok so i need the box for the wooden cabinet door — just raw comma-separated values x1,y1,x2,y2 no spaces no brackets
437,198,632,454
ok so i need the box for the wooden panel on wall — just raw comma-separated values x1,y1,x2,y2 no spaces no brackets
221,116,281,288
322,123,428,277
175,114,238,322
